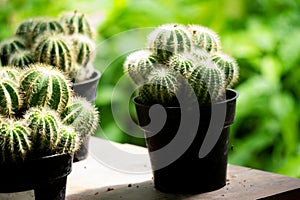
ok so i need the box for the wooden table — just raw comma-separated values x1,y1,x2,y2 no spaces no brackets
1,136,300,200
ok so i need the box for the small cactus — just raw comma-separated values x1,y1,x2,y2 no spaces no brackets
32,19,65,42
56,125,78,154
61,96,99,140
15,18,41,48
0,78,21,117
19,64,73,113
139,66,181,105
8,50,33,68
123,50,158,85
212,52,239,88
188,25,221,54
0,119,31,163
147,24,193,61
188,60,225,104
24,107,61,154
33,35,77,78
60,10,94,38
0,37,26,66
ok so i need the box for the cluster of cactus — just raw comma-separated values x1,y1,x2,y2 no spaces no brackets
0,64,99,164
124,24,239,105
0,10,96,83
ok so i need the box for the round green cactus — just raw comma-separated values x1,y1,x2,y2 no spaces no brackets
60,10,94,38
33,35,77,78
8,50,33,68
212,52,239,88
0,78,21,117
56,125,78,154
24,107,61,154
147,24,193,61
19,64,73,113
0,119,31,163
139,66,181,105
32,18,65,41
123,50,158,85
188,25,221,54
0,37,26,66
188,61,226,105
61,96,99,140
15,18,41,47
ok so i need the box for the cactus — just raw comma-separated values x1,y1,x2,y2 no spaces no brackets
0,119,31,163
24,107,61,154
19,64,72,113
147,24,193,61
60,10,94,38
61,96,99,140
15,18,41,48
188,60,226,104
0,78,21,117
33,35,77,78
139,66,181,105
0,37,26,66
0,66,20,82
212,52,239,87
188,25,221,54
56,125,78,154
8,50,33,68
32,19,65,42
124,50,158,85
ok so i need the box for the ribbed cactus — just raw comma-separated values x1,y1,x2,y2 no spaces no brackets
33,35,77,78
124,50,158,85
15,18,41,48
147,24,193,61
124,23,239,106
0,78,21,117
0,119,31,163
212,52,239,88
8,50,33,68
188,61,226,104
56,125,78,154
0,66,20,82
188,25,221,54
32,19,65,42
61,96,99,140
139,66,181,105
24,107,61,154
20,64,72,113
0,37,26,66
60,10,94,38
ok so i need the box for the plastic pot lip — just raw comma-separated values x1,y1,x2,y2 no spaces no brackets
73,69,101,86
132,89,239,109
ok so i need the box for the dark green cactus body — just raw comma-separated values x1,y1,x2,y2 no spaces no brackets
188,62,225,105
188,25,221,54
60,10,93,38
56,125,78,154
0,119,31,163
0,78,20,117
61,97,99,140
212,52,239,87
32,19,65,41
0,37,26,66
34,35,77,78
139,66,180,105
9,50,33,68
147,24,193,61
124,50,158,85
20,64,72,113
24,107,61,153
15,18,41,47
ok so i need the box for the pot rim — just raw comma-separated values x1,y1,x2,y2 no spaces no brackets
73,69,101,86
132,89,239,109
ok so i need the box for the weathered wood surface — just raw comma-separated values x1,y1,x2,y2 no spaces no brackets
0,136,300,200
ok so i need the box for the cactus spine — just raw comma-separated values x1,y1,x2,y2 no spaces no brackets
0,119,31,163
61,96,99,140
20,64,72,113
147,24,193,61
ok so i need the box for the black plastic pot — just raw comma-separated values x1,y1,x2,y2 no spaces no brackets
72,70,101,162
0,154,73,200
133,89,238,193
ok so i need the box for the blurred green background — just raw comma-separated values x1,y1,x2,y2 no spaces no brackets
1,0,300,177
